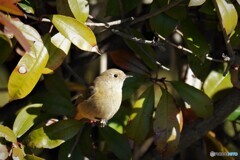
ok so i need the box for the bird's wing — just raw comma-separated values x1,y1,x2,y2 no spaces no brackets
74,85,97,120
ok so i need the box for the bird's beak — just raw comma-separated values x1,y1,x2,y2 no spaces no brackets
125,75,133,78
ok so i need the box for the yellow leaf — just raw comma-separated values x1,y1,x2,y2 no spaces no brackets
215,0,238,35
52,15,100,54
8,42,49,101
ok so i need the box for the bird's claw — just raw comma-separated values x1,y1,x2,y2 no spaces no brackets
95,118,108,127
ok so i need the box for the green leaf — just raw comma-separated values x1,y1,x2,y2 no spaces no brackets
13,104,43,138
18,2,35,14
150,2,177,37
188,0,206,6
108,107,130,134
126,85,154,143
153,88,182,157
25,154,45,160
230,25,240,48
170,81,213,118
214,0,238,35
25,120,83,149
122,73,146,100
44,73,71,99
0,66,9,107
12,145,25,160
56,0,74,17
203,71,232,98
124,29,158,71
100,126,131,160
51,15,99,54
68,0,89,23
180,19,210,61
227,106,240,121
0,36,12,64
187,54,211,81
0,125,17,143
32,91,74,116
8,42,49,101
199,0,215,15
106,0,141,16
42,33,71,74
58,137,84,160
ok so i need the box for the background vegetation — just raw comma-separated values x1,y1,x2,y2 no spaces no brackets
0,0,240,159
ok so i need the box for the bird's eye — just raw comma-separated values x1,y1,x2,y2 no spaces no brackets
113,74,118,78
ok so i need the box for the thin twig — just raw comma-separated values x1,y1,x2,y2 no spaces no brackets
111,29,164,48
156,33,193,54
85,17,134,27
156,61,170,71
206,55,226,63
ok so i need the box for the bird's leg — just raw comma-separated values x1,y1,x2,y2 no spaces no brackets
95,117,108,127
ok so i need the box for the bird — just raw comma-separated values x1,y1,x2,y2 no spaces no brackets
74,68,131,127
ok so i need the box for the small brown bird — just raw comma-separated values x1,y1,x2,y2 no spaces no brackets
74,68,131,126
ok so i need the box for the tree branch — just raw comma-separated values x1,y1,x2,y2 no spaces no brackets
111,29,164,48
176,87,240,153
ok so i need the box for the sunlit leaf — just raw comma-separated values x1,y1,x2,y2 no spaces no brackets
124,29,158,71
25,120,83,149
100,126,131,160
51,15,99,54
8,42,49,101
0,0,24,16
0,144,8,160
204,71,232,98
0,14,31,52
126,85,154,143
214,0,238,35
170,81,213,118
0,125,17,143
188,0,206,6
42,33,71,74
108,107,130,134
13,104,43,138
227,106,240,121
68,0,89,23
109,49,150,74
18,2,34,14
181,19,210,61
12,145,25,160
10,18,42,43
153,88,183,157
